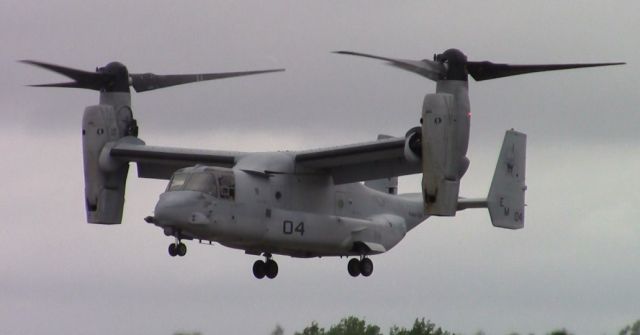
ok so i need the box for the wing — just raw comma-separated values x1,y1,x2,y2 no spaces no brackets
294,136,420,184
109,135,418,182
110,139,245,179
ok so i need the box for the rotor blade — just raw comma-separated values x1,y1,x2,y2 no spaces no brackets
467,61,625,81
27,82,95,88
20,60,112,90
334,51,445,81
130,69,285,92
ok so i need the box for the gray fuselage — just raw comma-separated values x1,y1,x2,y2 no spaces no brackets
152,154,427,258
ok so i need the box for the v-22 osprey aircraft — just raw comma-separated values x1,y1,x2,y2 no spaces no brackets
23,49,623,279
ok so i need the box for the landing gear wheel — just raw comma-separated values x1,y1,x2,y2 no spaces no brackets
176,243,187,257
265,259,279,279
348,258,361,277
253,260,266,279
360,258,373,277
168,243,178,257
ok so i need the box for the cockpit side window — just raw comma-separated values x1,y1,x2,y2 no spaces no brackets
185,172,218,196
218,172,235,200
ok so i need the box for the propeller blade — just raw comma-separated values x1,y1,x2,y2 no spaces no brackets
20,60,112,90
23,60,284,92
467,61,626,81
334,51,445,81
130,69,285,92
27,82,95,88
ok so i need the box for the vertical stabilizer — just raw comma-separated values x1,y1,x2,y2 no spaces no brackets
487,130,527,229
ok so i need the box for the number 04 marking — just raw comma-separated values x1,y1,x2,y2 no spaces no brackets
283,220,305,236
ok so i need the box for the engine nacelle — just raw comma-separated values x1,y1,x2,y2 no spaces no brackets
420,92,469,216
82,102,137,224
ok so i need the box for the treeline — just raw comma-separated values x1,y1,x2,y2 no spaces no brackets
289,317,450,335
174,317,640,335
284,316,640,335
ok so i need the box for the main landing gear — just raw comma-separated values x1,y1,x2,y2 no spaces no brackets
347,257,373,277
168,237,187,257
252,253,279,279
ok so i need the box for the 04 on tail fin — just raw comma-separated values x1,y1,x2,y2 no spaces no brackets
458,130,527,229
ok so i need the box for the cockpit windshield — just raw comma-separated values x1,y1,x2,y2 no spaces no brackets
167,173,188,192
166,168,235,200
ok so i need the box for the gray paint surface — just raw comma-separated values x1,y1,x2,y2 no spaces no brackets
1,1,639,335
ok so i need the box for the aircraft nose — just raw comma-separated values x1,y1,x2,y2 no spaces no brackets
153,191,202,225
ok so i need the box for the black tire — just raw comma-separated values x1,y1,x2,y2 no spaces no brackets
265,259,279,279
177,243,187,257
168,243,178,257
253,260,266,279
360,258,373,277
348,258,361,277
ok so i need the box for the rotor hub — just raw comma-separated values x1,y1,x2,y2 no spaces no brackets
435,49,469,81
97,62,130,92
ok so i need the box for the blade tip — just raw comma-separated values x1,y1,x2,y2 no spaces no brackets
19,59,39,65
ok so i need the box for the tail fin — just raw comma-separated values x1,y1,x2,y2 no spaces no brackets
457,130,527,228
487,130,527,229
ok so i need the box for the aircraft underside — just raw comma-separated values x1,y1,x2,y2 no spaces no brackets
151,193,415,279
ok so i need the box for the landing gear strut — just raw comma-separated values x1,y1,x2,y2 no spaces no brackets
168,237,187,257
252,253,278,279
347,256,373,277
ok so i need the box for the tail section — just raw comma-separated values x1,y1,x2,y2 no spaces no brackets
487,130,527,229
458,129,527,229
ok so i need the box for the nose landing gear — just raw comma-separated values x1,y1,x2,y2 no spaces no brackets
252,253,279,279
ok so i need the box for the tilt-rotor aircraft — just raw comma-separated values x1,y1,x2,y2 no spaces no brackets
23,50,623,279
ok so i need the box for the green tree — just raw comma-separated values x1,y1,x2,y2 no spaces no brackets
271,324,284,335
325,316,381,335
619,319,640,335
389,318,451,335
547,329,572,335
295,321,326,335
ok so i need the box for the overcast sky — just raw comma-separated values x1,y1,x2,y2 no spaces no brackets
1,1,639,335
